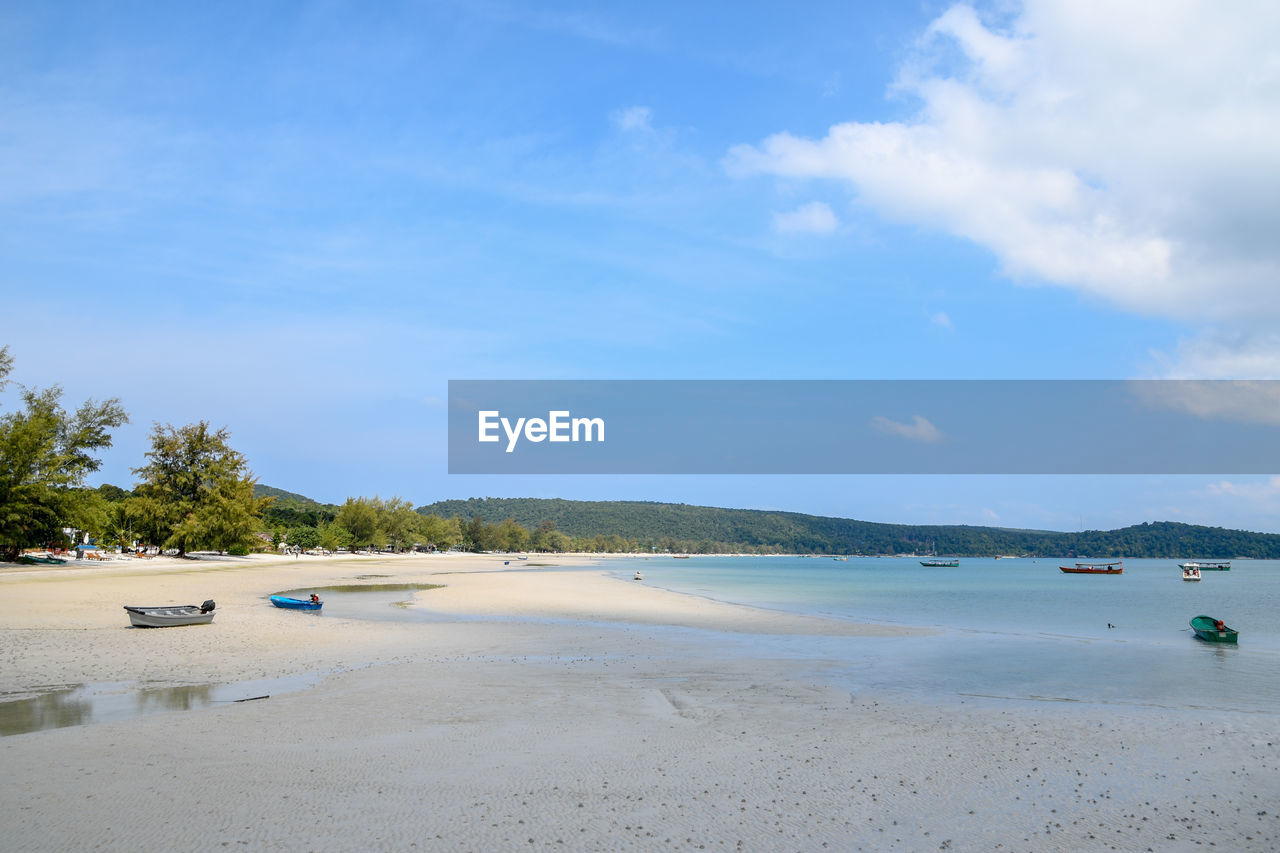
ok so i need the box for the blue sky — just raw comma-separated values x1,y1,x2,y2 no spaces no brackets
4,1,1280,531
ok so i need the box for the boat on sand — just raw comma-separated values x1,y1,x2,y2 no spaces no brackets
270,595,323,611
124,601,216,627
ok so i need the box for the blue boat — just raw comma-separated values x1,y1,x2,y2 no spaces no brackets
270,595,322,611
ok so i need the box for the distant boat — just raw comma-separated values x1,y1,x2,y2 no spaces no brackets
673,555,690,559
1182,566,1202,582
1190,614,1238,644
1179,561,1230,571
270,595,322,611
1060,561,1123,575
124,600,215,628
833,556,849,561
920,559,958,567
633,571,643,581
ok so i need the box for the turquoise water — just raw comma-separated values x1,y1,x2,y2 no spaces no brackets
606,556,1280,714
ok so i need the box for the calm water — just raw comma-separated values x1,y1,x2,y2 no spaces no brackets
606,556,1280,713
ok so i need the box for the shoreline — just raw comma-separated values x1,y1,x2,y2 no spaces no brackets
3,552,1278,850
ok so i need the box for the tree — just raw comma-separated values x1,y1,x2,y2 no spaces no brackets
97,500,137,551
375,496,422,552
419,514,462,551
319,522,353,552
286,525,321,549
131,421,271,556
335,497,379,550
0,346,129,560
494,517,530,552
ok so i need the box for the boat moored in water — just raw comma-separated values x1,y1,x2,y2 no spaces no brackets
920,559,959,567
124,600,216,627
1179,561,1230,571
1182,566,1202,581
1060,561,1124,575
1190,614,1238,644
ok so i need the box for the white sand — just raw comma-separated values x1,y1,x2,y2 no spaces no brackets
1,553,1277,851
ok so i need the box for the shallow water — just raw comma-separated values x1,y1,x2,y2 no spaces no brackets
608,556,1280,713
0,673,324,737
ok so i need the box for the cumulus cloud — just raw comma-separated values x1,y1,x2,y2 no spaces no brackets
612,106,652,133
727,1,1280,375
773,201,838,234
1207,476,1280,500
870,414,944,443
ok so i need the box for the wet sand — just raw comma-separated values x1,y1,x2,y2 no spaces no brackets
2,552,1277,851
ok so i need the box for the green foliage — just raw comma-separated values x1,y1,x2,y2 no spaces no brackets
132,422,271,555
419,514,461,550
418,497,1280,558
286,525,322,549
335,497,379,549
319,522,353,552
0,347,129,559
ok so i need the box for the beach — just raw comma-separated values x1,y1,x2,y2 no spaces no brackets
2,553,1277,851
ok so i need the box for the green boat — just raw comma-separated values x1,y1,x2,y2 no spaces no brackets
920,559,959,567
1190,615,1238,644
1179,561,1230,571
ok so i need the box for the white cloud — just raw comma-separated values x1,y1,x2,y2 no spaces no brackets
1207,476,1280,500
930,311,953,330
870,414,943,443
773,201,838,234
612,106,653,133
727,1,1280,375
1128,379,1280,427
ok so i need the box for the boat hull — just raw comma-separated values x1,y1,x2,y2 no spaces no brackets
1190,615,1238,644
270,595,323,611
124,605,214,628
920,560,958,567
1059,566,1123,574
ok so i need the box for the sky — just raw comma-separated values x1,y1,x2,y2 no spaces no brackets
3,0,1280,532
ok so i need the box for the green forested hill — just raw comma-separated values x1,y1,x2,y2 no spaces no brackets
415,496,1280,558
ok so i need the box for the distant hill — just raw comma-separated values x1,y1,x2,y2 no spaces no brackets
254,484,325,507
254,484,338,528
416,496,1280,558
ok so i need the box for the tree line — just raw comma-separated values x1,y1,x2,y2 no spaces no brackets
418,497,1280,558
0,345,270,560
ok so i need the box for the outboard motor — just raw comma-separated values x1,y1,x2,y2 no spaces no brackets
200,600,216,613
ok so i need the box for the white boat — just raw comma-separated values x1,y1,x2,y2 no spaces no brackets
633,571,643,581
124,601,216,627
1181,566,1201,582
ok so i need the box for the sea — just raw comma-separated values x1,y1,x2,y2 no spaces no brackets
598,556,1280,715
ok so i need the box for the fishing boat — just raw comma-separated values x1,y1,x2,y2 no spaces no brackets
1179,561,1230,571
124,600,216,628
1190,614,1238,644
1059,561,1124,574
1182,566,1202,582
920,559,958,567
673,555,690,559
269,595,323,611
833,556,849,561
